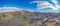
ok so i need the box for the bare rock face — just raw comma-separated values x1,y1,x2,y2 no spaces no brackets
0,11,19,20
0,11,39,26
0,11,60,26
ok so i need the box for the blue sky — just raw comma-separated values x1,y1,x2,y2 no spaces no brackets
0,0,37,10
0,0,60,13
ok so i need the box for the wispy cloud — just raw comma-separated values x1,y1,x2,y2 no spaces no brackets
30,0,60,13
51,0,60,10
0,7,36,12
51,0,58,4
0,7,20,12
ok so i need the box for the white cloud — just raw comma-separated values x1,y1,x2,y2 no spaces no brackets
30,1,39,4
51,0,58,4
37,1,60,10
30,0,60,13
0,7,36,12
0,7,21,12
37,1,52,9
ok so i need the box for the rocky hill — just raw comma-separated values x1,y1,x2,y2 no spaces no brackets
0,11,60,26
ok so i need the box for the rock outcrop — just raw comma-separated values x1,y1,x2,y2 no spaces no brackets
0,11,60,26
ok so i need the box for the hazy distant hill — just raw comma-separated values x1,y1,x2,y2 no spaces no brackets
0,11,60,26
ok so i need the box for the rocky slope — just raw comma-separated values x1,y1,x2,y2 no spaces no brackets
0,11,60,26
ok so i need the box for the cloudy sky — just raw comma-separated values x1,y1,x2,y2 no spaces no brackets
0,0,60,13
